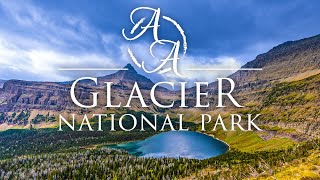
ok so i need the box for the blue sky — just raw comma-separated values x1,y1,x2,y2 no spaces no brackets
0,0,319,83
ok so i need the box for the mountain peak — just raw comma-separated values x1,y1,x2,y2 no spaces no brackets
95,63,157,90
124,63,137,73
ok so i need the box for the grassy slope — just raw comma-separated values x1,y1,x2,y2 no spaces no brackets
199,118,296,152
190,73,320,153
253,150,320,179
197,73,320,178
253,73,320,123
220,131,294,152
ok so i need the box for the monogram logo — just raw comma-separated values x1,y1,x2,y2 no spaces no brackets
122,7,187,77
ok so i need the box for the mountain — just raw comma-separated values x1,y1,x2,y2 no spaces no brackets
60,64,166,91
97,64,158,90
184,35,319,111
185,34,320,137
0,80,78,112
229,34,320,89
0,64,166,125
225,34,320,107
184,35,320,95
0,34,319,133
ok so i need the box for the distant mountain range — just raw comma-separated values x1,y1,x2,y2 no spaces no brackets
0,63,170,115
0,34,319,135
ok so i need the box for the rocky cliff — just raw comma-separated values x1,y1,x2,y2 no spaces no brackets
229,34,320,90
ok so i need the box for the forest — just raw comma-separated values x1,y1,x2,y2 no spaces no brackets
0,129,319,179
0,117,319,179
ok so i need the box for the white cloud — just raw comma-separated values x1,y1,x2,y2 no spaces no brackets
0,0,127,81
0,0,243,85
0,37,120,81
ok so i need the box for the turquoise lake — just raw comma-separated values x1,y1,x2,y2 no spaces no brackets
107,131,229,160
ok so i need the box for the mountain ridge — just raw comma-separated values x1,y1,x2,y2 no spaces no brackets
0,34,319,132
207,34,320,92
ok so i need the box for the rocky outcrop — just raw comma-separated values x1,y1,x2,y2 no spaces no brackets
0,80,76,112
228,34,320,90
259,120,320,139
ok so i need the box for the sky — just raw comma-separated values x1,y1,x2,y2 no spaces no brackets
0,0,320,84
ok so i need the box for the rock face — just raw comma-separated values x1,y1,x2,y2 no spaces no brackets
0,80,76,112
0,64,164,113
228,34,320,90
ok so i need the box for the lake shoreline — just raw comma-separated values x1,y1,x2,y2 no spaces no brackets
201,132,231,152
107,131,229,160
